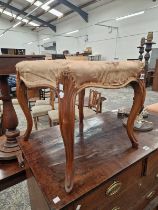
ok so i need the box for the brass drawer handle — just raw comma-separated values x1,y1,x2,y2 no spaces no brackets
146,191,156,200
155,173,158,179
106,181,122,196
112,207,120,210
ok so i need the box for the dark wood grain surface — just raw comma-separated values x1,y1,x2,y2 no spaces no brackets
0,55,45,75
18,112,158,209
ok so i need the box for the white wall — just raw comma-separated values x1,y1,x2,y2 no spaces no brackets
0,18,39,54
39,0,158,60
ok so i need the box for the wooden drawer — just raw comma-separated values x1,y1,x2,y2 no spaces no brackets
74,161,142,210
147,149,158,174
135,185,158,210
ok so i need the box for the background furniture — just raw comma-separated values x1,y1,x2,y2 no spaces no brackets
18,113,158,210
32,104,52,130
75,89,106,120
0,55,45,163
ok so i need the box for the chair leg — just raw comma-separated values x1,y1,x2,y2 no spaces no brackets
33,117,38,130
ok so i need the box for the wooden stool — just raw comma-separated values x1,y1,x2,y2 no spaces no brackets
16,60,145,192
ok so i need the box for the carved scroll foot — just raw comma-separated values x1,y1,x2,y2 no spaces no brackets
16,73,33,140
127,80,145,148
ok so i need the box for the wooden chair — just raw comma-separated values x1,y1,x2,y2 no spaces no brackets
75,89,106,120
31,89,56,130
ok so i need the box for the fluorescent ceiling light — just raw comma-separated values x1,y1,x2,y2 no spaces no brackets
3,10,16,18
43,37,50,41
13,22,21,28
22,19,29,23
45,0,55,5
116,11,144,21
34,1,42,7
29,21,40,26
27,41,33,44
25,0,63,17
49,9,63,17
41,4,49,11
66,30,79,35
17,16,22,20
25,0,34,3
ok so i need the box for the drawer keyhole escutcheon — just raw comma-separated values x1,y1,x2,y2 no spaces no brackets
146,191,156,200
106,181,122,196
112,207,120,210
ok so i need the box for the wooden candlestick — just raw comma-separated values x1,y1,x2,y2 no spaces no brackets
144,32,156,85
137,37,145,61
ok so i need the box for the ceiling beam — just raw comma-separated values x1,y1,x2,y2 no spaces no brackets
49,0,96,24
34,2,60,18
57,0,88,22
10,0,38,22
0,0,56,31
21,2,60,27
32,0,96,31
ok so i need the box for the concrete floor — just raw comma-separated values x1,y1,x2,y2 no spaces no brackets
0,87,158,210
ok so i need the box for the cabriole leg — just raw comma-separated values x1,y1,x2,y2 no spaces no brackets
58,74,76,193
16,74,33,140
127,80,145,148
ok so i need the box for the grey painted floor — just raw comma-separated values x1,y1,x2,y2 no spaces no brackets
0,87,158,210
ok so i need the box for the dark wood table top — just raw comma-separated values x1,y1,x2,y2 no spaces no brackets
0,55,45,75
18,112,158,209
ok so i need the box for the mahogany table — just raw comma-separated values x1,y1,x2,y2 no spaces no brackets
0,55,45,163
18,112,158,210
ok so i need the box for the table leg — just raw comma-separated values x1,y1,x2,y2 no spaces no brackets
0,75,22,163
78,89,85,134
127,80,145,148
58,75,76,193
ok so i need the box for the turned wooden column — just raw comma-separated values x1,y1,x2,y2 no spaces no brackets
137,37,145,61
0,75,21,161
144,32,156,86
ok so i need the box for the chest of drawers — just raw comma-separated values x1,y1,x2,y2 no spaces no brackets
18,112,158,210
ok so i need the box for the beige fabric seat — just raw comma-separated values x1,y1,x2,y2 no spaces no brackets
16,60,144,89
35,99,50,106
32,105,52,130
75,107,97,120
35,99,58,109
48,109,59,126
48,106,79,126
